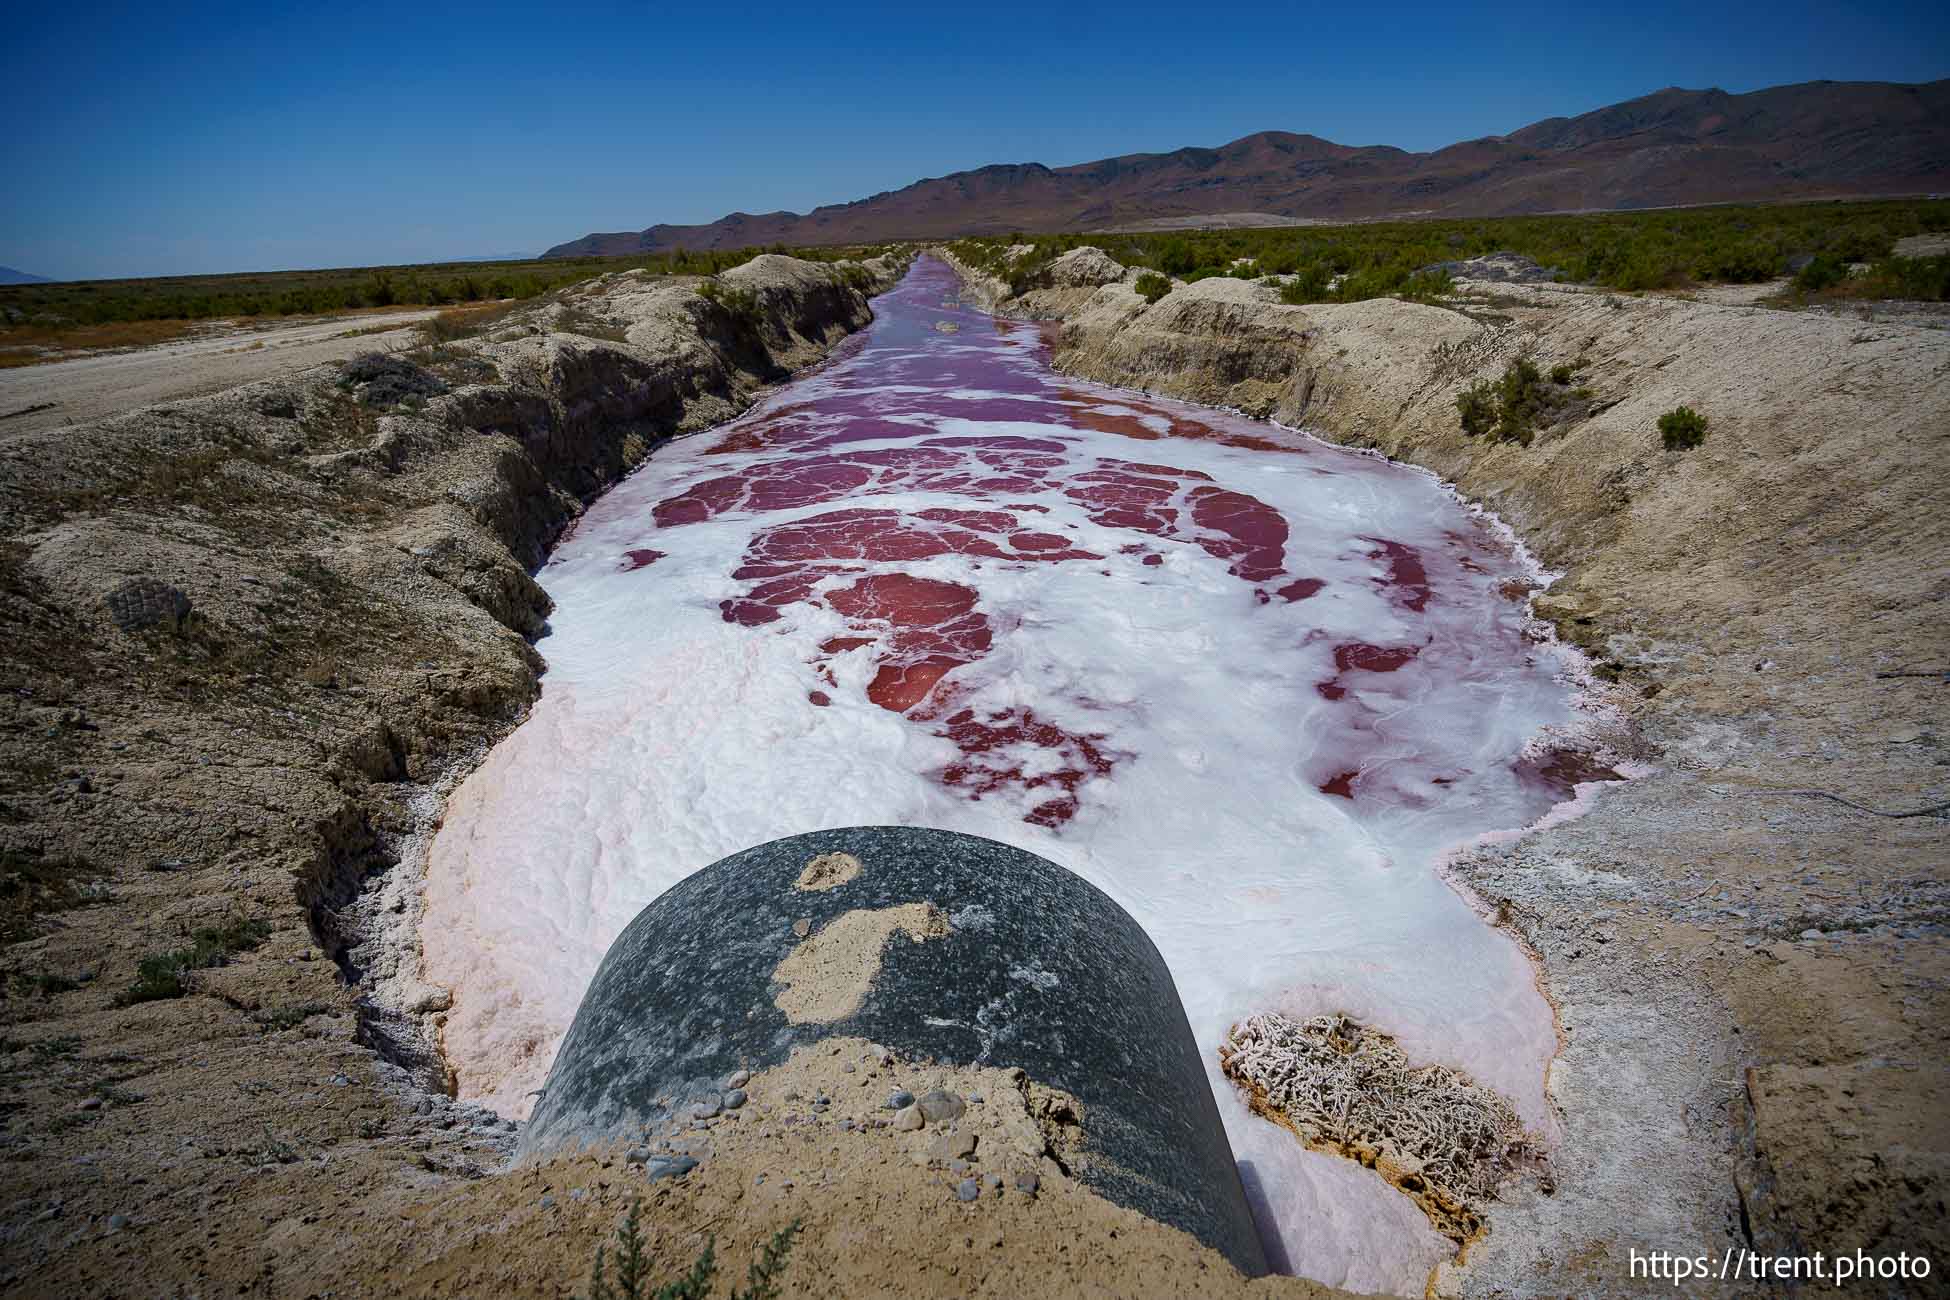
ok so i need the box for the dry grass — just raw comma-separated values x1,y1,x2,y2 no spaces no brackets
0,319,205,365
417,300,521,344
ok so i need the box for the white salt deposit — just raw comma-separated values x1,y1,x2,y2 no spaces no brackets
420,257,1604,1293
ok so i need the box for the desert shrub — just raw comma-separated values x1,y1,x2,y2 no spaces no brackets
697,279,764,334
118,917,271,1005
1277,263,1332,305
1658,406,1709,450
829,264,877,292
1133,272,1172,304
1332,265,1407,301
1457,355,1582,445
584,1199,798,1300
1492,356,1550,443
419,301,518,344
1793,253,1847,293
1398,268,1453,302
1693,241,1781,283
1456,381,1497,437
1855,253,1950,302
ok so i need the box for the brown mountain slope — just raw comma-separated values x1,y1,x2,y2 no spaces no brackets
545,79,1950,256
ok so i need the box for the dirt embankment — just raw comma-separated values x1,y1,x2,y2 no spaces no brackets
0,253,931,1293
942,245,1950,1296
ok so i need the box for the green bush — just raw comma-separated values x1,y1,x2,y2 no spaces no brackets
1399,269,1453,302
1277,263,1332,305
1457,356,1580,445
1134,272,1172,304
1658,406,1709,451
118,917,271,1005
1857,253,1950,302
1456,381,1497,437
697,279,764,335
1793,254,1847,294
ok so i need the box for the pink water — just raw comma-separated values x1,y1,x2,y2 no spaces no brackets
422,257,1611,1293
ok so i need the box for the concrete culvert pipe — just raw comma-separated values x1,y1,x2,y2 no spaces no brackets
517,824,1270,1276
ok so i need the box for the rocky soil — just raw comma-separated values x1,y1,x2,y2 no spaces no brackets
944,245,1949,1296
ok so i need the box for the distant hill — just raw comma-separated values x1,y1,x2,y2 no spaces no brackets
546,79,1950,256
0,267,51,285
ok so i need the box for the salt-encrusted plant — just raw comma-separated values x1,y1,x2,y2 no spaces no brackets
1220,1011,1546,1244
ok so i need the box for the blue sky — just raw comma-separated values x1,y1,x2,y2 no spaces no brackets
4,0,1946,281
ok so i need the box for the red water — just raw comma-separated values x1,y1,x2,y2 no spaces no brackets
626,258,1615,824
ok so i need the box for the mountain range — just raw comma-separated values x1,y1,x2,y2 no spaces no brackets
545,79,1950,257
0,267,51,285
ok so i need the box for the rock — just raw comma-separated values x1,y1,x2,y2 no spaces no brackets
107,1213,130,1230
645,1155,698,1182
691,1099,721,1120
917,1089,966,1124
1417,251,1562,284
927,1129,978,1162
252,390,300,419
957,1177,981,1202
726,1070,750,1089
893,1104,924,1131
407,986,453,1014
77,1098,101,1112
1014,1169,1040,1195
722,1089,747,1110
887,1089,915,1110
337,353,447,407
792,917,812,938
999,1112,1047,1160
104,578,191,632
1044,247,1128,290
